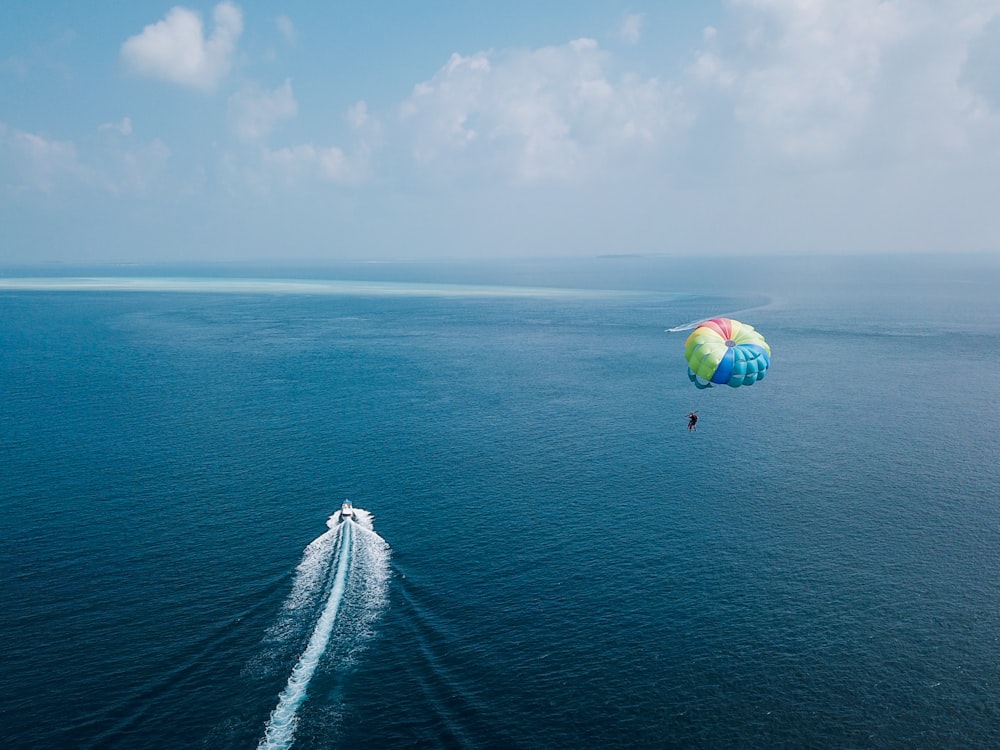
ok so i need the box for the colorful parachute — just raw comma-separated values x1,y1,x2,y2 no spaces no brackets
684,318,770,389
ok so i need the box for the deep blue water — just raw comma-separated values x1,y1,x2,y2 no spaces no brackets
2,255,999,749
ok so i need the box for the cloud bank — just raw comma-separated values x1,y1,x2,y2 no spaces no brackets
1,122,170,195
400,38,690,184
228,79,298,142
5,0,1000,261
106,0,1000,192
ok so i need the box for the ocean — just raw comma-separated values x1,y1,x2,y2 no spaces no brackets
1,254,998,749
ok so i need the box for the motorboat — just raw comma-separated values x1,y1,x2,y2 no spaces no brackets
340,499,354,520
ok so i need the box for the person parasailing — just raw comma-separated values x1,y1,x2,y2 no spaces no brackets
687,412,698,431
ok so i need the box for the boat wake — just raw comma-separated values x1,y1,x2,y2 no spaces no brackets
257,507,390,750
665,319,708,333
665,298,780,333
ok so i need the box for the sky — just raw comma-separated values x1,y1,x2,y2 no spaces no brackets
2,0,1000,264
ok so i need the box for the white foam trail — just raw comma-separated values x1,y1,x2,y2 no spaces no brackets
259,520,339,651
282,523,338,612
259,522,353,750
666,298,779,333
666,311,752,333
257,509,390,748
665,319,707,333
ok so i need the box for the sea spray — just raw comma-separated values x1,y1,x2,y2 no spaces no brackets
245,519,341,682
267,524,339,643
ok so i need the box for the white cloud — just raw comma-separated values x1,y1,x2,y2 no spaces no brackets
106,139,171,194
120,2,243,92
1,127,87,191
690,27,737,88
228,79,298,142
732,0,906,160
0,124,170,194
229,99,376,190
400,38,691,183
260,143,362,185
99,117,133,136
276,15,296,45
346,101,369,130
617,13,645,45
961,14,1000,110
690,0,1000,164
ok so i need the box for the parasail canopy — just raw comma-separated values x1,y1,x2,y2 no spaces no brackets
684,318,770,389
